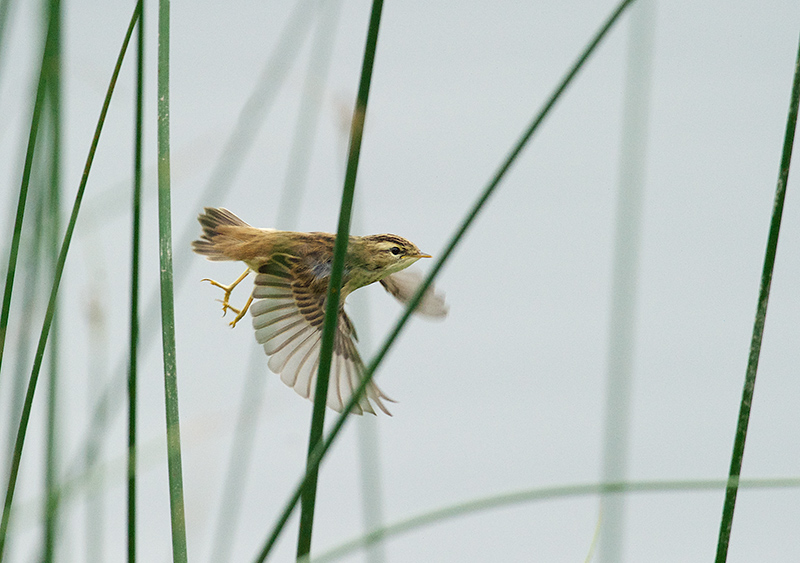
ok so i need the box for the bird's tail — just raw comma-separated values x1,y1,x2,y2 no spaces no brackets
192,207,252,261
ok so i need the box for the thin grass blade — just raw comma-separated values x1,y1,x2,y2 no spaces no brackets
312,477,800,563
714,31,800,563
128,3,145,562
210,3,344,560
0,0,56,385
296,0,384,558
0,2,60,557
0,4,143,559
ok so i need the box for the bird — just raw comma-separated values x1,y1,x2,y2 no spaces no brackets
192,207,448,415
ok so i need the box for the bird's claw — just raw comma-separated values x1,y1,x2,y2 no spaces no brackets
202,273,252,328
213,298,241,318
212,299,246,328
203,278,235,309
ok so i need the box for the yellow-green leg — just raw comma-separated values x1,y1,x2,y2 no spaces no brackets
227,293,254,328
202,267,251,324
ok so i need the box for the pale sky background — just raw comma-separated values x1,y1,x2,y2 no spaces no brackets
1,0,800,561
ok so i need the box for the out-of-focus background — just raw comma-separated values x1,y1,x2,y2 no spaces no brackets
1,0,799,561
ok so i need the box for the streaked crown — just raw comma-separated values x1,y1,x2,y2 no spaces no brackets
347,234,431,288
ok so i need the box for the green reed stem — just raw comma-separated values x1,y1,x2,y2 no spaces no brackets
714,31,800,563
296,0,384,559
0,2,58,558
0,0,56,387
128,2,144,562
157,1,187,561
0,3,141,559
254,1,638,560
42,0,62,558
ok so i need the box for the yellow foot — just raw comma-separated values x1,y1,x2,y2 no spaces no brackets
226,294,253,328
202,268,251,326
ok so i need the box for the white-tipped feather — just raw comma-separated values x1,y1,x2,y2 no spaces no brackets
256,315,305,342
261,324,313,355
250,298,295,320
249,270,394,415
272,330,318,386
297,356,320,400
328,357,344,412
255,308,299,329
380,268,449,318
252,283,292,299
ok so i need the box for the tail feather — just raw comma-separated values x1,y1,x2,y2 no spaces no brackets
192,207,252,261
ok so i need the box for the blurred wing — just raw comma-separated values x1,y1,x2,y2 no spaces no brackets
380,268,449,318
250,254,394,415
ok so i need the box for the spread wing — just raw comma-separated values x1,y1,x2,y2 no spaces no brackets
250,254,393,415
380,268,449,317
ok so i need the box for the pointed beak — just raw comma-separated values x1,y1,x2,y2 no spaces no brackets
412,253,432,259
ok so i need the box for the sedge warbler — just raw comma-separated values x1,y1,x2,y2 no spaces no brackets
192,207,447,415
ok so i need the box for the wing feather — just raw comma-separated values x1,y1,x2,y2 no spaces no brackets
250,256,392,415
380,268,449,318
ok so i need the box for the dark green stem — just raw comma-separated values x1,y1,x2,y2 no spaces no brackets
714,31,800,563
0,0,55,388
43,0,62,558
296,0,384,559
0,2,58,558
128,2,144,562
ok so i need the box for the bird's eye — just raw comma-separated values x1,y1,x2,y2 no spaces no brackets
390,246,402,256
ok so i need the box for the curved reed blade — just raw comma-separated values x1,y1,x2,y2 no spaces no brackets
313,477,800,562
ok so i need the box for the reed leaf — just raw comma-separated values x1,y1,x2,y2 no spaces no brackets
313,477,800,562
296,0,385,557
156,0,188,561
0,0,56,386
714,30,800,563
42,0,62,558
128,2,145,562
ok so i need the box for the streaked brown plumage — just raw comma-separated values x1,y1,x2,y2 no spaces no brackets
192,207,447,415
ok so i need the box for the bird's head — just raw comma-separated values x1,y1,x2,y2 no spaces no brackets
353,234,431,279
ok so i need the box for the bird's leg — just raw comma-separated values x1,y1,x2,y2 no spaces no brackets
202,267,251,318
227,293,254,328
